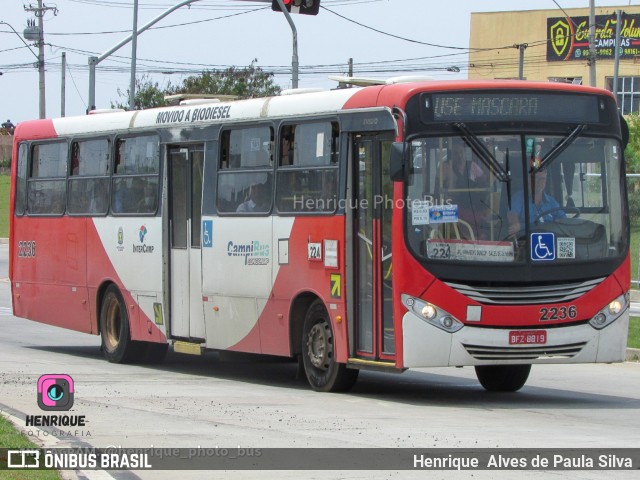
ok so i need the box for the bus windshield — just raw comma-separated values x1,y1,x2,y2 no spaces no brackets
406,133,626,265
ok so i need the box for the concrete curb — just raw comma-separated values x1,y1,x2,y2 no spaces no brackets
626,348,640,362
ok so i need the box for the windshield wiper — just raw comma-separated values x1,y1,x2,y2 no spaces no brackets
532,124,586,173
454,122,510,183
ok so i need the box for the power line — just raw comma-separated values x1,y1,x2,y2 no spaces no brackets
45,5,266,35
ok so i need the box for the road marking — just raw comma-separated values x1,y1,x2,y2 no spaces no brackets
0,277,9,283
0,307,13,316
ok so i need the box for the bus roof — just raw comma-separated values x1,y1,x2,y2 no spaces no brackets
14,80,614,140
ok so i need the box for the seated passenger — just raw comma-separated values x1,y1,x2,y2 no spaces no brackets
236,183,269,213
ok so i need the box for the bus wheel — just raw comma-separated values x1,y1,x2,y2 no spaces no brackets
100,285,140,363
302,300,358,392
474,364,531,392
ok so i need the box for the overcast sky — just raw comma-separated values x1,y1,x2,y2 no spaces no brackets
1,0,638,123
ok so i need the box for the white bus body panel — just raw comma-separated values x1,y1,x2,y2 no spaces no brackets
402,310,629,368
200,216,294,350
92,216,166,337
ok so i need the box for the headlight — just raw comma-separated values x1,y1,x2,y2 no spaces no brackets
401,294,464,333
589,293,628,330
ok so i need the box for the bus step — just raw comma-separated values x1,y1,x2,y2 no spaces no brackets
347,358,404,373
173,341,203,356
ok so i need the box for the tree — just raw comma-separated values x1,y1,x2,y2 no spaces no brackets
111,61,280,110
624,114,640,225
169,60,280,99
111,75,172,110
625,113,640,174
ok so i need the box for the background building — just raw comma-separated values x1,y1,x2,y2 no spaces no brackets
469,5,640,114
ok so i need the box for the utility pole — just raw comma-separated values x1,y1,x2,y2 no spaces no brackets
274,0,298,89
61,52,66,117
24,1,58,119
514,43,528,80
88,0,200,112
589,0,597,87
613,10,622,108
129,0,139,110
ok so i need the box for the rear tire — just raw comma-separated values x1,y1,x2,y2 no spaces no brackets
100,285,143,363
475,364,531,392
302,300,358,392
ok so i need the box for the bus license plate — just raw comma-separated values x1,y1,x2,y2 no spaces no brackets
509,330,547,345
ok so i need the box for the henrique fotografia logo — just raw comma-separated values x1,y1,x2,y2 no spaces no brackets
37,374,74,411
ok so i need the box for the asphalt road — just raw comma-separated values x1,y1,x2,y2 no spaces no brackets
1,244,639,480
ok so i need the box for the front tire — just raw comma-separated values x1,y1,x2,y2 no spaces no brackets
100,285,142,363
302,300,358,392
475,364,531,392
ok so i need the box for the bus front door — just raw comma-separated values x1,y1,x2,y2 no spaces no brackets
168,145,205,340
352,135,395,361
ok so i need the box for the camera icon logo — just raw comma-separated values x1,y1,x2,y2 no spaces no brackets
37,374,74,411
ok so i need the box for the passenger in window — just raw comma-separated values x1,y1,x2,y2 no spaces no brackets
113,182,127,213
71,144,80,176
90,181,108,214
281,134,294,166
445,142,491,240
136,182,156,212
236,183,269,213
445,142,486,189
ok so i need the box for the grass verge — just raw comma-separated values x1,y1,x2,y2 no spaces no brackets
0,415,61,479
631,224,640,289
629,316,640,349
0,175,9,238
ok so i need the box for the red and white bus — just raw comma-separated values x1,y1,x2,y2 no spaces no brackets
10,79,630,392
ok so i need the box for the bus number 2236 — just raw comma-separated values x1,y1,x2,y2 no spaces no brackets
17,240,37,258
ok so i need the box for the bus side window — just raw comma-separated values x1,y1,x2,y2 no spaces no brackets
15,143,27,216
67,138,110,216
276,121,339,214
217,126,273,214
27,141,67,216
111,135,159,215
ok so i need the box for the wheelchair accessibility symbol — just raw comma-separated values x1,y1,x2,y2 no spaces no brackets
531,232,555,261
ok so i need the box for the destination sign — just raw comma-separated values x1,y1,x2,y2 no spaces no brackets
423,92,602,124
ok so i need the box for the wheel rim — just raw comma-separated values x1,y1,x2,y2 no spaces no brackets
103,295,121,353
306,320,333,370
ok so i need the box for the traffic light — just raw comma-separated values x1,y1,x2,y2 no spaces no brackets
271,0,321,16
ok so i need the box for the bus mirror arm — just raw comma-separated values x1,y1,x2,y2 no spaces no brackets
390,106,408,182
389,142,406,182
620,114,629,150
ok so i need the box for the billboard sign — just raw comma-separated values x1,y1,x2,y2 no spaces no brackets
547,13,640,61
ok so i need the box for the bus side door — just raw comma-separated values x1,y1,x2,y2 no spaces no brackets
168,145,205,340
350,134,396,361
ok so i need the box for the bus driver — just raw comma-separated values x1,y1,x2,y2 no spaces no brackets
508,168,565,236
